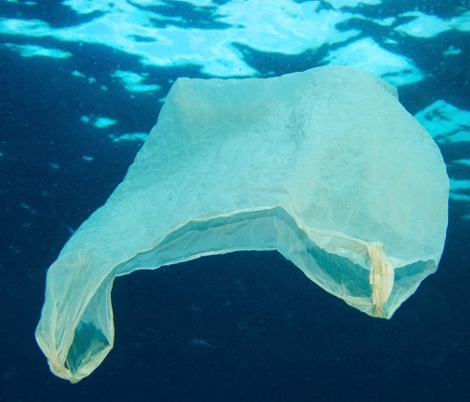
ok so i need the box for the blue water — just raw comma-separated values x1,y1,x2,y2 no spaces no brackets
1,1,469,401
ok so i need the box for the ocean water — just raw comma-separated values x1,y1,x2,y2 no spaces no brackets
0,0,469,401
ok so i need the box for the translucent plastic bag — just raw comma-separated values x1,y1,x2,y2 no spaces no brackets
36,66,449,382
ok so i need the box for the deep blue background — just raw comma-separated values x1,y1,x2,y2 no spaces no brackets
1,1,469,401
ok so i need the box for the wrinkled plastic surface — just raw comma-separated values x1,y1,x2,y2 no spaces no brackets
36,66,449,382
